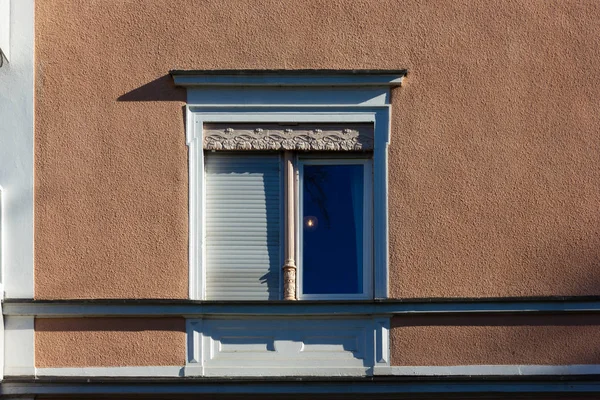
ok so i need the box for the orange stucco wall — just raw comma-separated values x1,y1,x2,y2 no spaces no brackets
391,314,600,365
35,1,600,299
35,318,186,367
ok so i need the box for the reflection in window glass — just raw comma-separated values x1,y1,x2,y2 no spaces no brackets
302,164,363,295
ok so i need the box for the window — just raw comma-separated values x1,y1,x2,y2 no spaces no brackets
171,70,405,301
201,121,376,300
172,70,403,377
204,148,373,301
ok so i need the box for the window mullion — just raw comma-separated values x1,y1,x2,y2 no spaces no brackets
282,150,297,300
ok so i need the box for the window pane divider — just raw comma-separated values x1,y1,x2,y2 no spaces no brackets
282,151,297,300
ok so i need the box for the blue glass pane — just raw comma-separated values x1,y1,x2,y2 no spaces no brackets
302,164,364,295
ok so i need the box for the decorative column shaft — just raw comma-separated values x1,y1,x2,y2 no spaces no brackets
283,151,297,300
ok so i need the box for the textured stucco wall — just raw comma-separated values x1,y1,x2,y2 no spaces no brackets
35,318,185,367
391,314,600,365
35,0,600,299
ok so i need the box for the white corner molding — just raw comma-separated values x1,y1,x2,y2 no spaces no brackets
0,185,4,294
0,0,34,298
185,317,390,377
0,187,3,381
174,70,401,300
4,316,34,376
0,296,3,381
0,0,9,62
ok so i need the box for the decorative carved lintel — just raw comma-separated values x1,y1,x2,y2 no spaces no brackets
203,123,374,151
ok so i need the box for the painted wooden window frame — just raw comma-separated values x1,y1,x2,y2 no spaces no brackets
175,72,403,301
188,108,389,301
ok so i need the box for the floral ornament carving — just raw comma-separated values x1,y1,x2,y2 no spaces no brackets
283,264,297,301
203,124,374,151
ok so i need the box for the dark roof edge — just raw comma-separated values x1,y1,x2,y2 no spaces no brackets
4,375,600,397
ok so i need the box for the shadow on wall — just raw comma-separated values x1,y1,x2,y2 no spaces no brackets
117,75,185,102
117,74,187,139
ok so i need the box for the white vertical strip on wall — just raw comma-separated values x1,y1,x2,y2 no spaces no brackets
4,316,34,376
204,153,281,300
0,186,2,380
0,0,34,298
0,0,9,61
0,185,3,292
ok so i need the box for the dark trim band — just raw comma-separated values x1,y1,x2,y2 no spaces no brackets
2,376,600,396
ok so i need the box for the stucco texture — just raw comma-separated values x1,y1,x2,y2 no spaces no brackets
35,1,600,298
391,314,600,365
35,318,185,367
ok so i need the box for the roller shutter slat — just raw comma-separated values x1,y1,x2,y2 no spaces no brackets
205,153,281,300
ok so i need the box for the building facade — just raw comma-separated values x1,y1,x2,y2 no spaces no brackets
2,0,600,398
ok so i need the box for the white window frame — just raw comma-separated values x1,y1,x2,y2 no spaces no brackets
297,157,373,300
173,72,404,301
188,108,389,301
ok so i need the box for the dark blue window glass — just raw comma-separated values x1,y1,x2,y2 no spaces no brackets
302,164,364,295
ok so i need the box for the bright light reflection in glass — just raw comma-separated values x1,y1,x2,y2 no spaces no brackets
304,216,318,231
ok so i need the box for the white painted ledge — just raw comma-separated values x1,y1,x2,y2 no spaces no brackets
36,366,184,377
23,365,600,378
188,366,369,377
376,365,600,376
5,365,600,379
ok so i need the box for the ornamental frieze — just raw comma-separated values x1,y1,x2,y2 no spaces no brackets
203,124,374,151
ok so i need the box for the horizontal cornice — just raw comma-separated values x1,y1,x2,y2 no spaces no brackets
170,69,407,87
4,297,600,317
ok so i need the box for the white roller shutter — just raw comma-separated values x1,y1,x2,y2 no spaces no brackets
205,153,281,300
